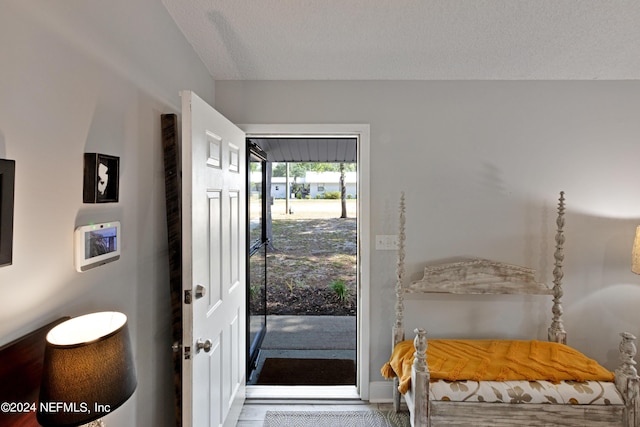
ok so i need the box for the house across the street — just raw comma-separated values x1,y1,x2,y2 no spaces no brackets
253,171,357,199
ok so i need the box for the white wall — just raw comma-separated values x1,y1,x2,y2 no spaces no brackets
0,1,214,425
215,80,640,398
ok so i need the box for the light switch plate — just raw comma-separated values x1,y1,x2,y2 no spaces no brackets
375,234,399,250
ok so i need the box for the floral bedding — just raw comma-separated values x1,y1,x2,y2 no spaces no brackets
382,338,619,405
429,379,623,405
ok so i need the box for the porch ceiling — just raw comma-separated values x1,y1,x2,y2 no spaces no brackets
250,138,357,162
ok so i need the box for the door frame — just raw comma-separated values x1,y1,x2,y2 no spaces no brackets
240,123,371,400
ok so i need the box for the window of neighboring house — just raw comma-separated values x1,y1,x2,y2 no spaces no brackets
317,184,325,192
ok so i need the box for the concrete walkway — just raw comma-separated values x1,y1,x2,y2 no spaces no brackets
261,315,356,350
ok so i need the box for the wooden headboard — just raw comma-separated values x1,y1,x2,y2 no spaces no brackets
393,191,568,346
406,257,553,295
0,318,68,427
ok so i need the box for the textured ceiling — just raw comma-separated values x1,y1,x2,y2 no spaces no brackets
161,0,640,80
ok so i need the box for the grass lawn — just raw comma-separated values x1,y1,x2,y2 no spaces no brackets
257,199,357,316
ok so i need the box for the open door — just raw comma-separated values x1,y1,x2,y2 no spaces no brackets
180,91,246,427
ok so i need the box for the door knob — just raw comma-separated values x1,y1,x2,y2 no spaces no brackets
196,338,213,353
195,284,206,299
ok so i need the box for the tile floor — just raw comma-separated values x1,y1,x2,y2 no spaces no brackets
238,399,397,426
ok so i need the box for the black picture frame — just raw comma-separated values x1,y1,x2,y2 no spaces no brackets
0,159,16,267
83,153,120,203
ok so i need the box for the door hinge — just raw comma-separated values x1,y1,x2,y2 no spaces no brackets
184,290,192,304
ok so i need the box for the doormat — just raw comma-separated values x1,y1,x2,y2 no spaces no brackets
264,410,410,427
256,358,355,385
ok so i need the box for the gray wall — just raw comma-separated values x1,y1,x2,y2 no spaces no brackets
215,80,640,396
0,1,214,425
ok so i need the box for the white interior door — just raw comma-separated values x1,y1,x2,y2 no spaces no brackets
181,91,246,427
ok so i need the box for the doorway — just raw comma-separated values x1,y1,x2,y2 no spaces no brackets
242,124,370,399
249,159,357,387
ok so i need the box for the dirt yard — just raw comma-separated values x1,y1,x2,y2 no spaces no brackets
264,199,357,316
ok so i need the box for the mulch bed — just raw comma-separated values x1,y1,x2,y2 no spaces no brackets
267,286,356,316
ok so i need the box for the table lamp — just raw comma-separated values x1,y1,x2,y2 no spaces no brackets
633,226,640,275
37,312,137,427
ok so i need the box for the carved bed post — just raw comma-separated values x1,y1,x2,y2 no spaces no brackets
394,192,406,344
412,328,430,427
548,191,567,344
615,332,640,427
393,192,406,411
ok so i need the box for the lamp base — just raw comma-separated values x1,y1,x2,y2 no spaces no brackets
83,419,105,427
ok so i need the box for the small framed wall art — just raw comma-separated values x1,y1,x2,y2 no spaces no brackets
83,153,120,203
0,158,16,267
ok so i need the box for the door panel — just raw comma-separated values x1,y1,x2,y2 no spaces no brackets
247,145,268,376
230,191,240,286
208,191,222,310
181,91,246,427
248,245,266,354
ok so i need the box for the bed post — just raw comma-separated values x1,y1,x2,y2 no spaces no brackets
412,328,430,427
394,191,406,345
393,192,407,411
615,332,640,427
548,191,567,344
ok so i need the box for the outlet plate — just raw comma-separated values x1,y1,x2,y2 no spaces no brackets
375,234,399,250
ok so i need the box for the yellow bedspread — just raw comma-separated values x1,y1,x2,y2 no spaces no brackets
380,339,614,394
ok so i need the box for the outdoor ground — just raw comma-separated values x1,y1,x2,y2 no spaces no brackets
264,199,357,316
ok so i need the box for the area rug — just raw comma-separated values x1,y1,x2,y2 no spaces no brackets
264,410,410,427
256,358,355,385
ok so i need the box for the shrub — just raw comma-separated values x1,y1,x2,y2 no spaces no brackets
321,191,341,199
330,280,349,303
249,284,260,299
285,279,305,294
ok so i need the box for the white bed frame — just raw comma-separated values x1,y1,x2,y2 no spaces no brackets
392,192,640,426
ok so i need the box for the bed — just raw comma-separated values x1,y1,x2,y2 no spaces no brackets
381,192,640,426
0,318,68,427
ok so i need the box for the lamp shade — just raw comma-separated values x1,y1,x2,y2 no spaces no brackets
633,226,640,275
37,312,137,427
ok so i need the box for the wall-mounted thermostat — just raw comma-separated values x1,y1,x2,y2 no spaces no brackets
74,221,121,272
